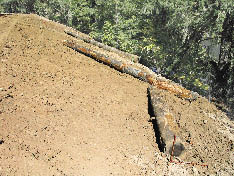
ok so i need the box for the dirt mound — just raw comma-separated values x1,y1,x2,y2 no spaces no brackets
0,14,233,175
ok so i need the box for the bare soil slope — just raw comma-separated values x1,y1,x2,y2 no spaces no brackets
0,14,233,176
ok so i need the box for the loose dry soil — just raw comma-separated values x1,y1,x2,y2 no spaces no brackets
0,14,233,176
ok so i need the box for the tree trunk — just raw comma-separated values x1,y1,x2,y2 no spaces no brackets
148,86,185,156
211,12,233,101
63,39,198,100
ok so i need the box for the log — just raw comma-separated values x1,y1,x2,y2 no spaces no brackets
148,86,185,156
0,13,14,16
65,30,139,63
63,40,198,100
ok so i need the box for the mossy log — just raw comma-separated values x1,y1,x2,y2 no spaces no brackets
148,86,185,156
63,40,198,100
65,30,139,63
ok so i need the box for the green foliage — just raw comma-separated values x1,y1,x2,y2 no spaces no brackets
0,0,3,12
69,0,97,33
34,0,72,26
0,0,73,26
0,0,37,13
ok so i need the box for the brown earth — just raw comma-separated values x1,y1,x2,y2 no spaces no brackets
0,14,233,175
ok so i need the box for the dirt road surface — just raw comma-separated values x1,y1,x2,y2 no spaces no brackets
0,14,233,175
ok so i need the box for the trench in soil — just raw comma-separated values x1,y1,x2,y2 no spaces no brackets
70,42,166,155
147,89,165,153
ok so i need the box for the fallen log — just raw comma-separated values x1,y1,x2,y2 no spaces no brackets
0,13,14,16
148,86,185,156
65,30,139,63
63,40,198,100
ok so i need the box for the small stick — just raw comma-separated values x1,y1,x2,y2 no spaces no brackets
170,135,176,162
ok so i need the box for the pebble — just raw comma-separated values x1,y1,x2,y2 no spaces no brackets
208,113,216,119
192,167,199,175
203,120,208,124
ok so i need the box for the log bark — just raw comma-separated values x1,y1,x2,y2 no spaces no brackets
65,30,139,63
148,86,185,156
63,40,198,100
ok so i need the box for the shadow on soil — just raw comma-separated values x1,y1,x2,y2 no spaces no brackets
147,89,165,153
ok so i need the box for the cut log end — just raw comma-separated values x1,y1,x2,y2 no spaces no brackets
169,142,185,157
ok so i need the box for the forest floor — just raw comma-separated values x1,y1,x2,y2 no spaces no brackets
0,14,233,176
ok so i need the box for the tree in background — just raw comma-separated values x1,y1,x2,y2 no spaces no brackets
150,0,233,111
0,0,36,13
0,0,73,25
